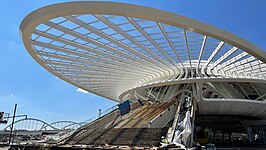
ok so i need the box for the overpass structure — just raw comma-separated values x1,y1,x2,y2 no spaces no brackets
19,1,266,148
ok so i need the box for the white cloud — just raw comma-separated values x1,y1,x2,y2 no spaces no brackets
53,77,59,80
76,88,89,94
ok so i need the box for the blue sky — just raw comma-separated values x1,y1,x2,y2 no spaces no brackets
0,0,266,126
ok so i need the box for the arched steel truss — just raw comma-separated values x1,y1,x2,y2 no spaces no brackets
20,2,266,102
2,118,82,131
45,121,82,130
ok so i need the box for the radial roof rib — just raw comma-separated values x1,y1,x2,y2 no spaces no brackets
38,54,150,85
157,23,185,79
93,15,171,70
197,35,207,77
36,51,146,76
201,41,225,75
183,30,193,78
221,56,257,73
43,21,162,71
209,46,238,71
216,51,249,71
63,15,166,74
32,31,160,76
20,2,266,101
126,17,174,67
93,14,175,81
126,17,178,80
157,23,184,68
55,69,143,81
45,61,151,77
183,30,192,68
94,15,178,80
55,66,149,78
231,60,264,77
127,17,179,68
60,68,144,80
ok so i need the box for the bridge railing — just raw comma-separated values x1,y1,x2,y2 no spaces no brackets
99,104,119,118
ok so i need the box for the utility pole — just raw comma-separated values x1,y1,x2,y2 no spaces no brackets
8,104,17,146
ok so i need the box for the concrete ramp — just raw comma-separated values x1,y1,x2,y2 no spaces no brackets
115,101,176,128
65,128,168,147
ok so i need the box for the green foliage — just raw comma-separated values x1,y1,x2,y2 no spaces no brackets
39,145,50,150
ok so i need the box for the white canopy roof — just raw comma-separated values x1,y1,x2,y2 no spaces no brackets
20,2,266,101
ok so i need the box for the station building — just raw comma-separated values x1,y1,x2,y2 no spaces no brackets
20,1,266,148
